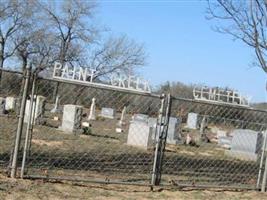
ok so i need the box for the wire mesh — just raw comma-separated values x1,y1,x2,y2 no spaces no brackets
1,69,267,189
22,77,162,184
160,97,267,189
0,70,23,175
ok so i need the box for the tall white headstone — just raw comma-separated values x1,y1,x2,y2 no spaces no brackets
88,98,96,120
61,104,83,132
118,106,126,126
51,95,60,113
24,95,46,125
186,113,198,129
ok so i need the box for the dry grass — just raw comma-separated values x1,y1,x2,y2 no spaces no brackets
0,174,266,200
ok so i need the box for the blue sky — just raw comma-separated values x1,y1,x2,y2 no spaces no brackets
97,0,266,103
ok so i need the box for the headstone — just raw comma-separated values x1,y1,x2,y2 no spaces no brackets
61,104,83,132
5,97,16,111
100,107,115,119
132,114,149,123
226,129,262,161
217,130,227,138
149,117,181,145
166,117,181,144
51,95,60,113
186,113,198,129
24,95,46,125
88,98,96,120
127,121,153,149
82,121,90,127
0,97,5,115
148,117,157,128
218,136,232,149
200,116,207,135
118,106,126,126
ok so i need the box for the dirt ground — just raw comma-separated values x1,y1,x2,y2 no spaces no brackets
0,175,267,200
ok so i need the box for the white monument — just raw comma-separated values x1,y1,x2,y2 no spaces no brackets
61,104,83,132
5,97,16,111
88,98,96,120
118,106,126,126
127,121,153,149
51,95,60,113
186,113,198,129
24,95,46,125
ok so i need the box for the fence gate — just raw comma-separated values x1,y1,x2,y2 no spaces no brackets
18,75,170,185
0,69,28,176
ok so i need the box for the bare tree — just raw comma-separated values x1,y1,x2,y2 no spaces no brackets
39,0,98,101
207,0,267,73
0,0,33,80
90,35,146,81
73,35,146,104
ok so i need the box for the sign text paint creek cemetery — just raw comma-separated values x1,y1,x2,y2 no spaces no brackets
193,86,251,107
53,62,151,93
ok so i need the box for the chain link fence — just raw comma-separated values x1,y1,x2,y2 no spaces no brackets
0,70,24,175
160,97,267,189
1,68,267,190
20,75,163,185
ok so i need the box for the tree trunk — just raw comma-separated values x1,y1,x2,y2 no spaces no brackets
0,47,4,92
0,56,4,93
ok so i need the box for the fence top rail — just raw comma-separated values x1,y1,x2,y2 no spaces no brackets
1,68,267,114
171,96,267,114
0,68,23,75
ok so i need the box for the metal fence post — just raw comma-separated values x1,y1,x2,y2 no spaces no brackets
21,75,37,178
261,130,267,192
257,130,267,189
10,65,31,178
154,93,171,185
151,94,165,186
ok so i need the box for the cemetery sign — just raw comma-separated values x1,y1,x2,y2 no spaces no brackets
53,62,151,93
193,86,251,107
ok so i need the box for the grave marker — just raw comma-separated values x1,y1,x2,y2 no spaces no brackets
24,95,46,125
186,113,198,129
51,95,60,113
88,98,96,120
61,104,83,132
100,107,115,119
226,129,262,161
5,97,16,111
127,121,153,149
118,106,127,126
132,114,149,123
